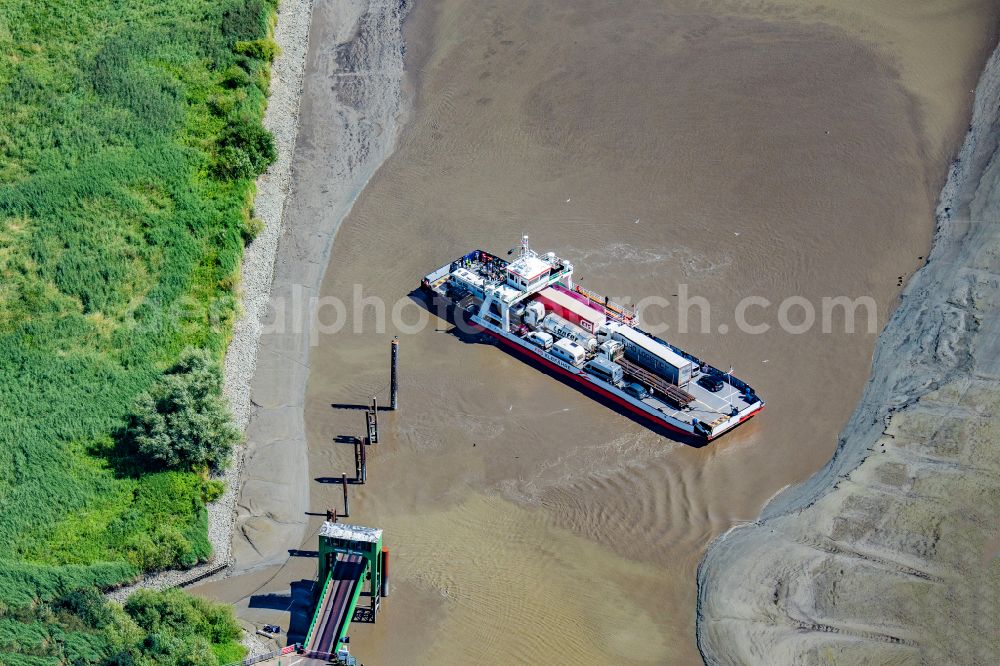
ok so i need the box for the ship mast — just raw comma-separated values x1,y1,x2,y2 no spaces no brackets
519,234,532,259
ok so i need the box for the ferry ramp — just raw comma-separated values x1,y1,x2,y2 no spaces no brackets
303,553,367,659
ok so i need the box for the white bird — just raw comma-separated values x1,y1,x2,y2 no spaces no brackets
762,359,769,363
634,218,640,224
566,198,571,202
734,231,740,236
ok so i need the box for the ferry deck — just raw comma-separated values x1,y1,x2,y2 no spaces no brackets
421,243,763,439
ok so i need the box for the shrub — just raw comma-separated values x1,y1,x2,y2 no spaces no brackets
234,38,280,62
203,479,225,503
124,589,203,636
0,588,244,665
218,272,240,293
215,144,256,180
123,589,244,664
221,0,271,43
219,64,251,89
240,216,264,244
127,349,240,472
54,587,110,629
207,94,236,117
215,116,275,180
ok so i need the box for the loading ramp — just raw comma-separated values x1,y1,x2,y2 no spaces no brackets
302,522,386,662
303,553,366,658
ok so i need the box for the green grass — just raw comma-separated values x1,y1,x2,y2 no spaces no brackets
0,562,134,610
0,0,279,656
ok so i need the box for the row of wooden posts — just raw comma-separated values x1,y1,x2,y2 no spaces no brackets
328,337,399,523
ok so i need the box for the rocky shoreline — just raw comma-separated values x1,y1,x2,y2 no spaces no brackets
697,38,1000,664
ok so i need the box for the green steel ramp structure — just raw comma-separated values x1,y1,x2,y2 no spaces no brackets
303,523,386,660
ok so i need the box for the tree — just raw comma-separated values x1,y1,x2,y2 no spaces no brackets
215,115,276,180
128,349,240,472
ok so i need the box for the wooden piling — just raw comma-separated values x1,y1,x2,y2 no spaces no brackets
390,337,399,410
367,398,379,444
360,436,367,484
354,439,363,483
366,406,377,445
341,472,349,517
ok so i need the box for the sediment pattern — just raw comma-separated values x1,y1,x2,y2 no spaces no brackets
219,0,315,574
697,42,1000,665
229,0,409,571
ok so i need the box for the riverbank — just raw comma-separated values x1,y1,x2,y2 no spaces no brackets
697,36,1000,664
188,0,410,651
227,0,409,576
104,0,316,602
119,0,409,645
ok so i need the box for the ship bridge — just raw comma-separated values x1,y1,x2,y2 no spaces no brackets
506,254,551,290
479,236,576,327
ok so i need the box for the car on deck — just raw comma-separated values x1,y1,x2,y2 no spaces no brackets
697,374,725,392
623,382,650,400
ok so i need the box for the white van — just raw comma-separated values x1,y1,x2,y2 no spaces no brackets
551,338,586,366
525,330,554,351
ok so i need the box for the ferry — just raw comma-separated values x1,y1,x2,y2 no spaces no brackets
420,237,764,441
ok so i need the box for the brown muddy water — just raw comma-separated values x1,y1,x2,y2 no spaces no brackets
195,0,998,663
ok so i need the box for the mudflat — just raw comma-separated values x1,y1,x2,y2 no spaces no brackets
698,41,1000,663
197,0,999,663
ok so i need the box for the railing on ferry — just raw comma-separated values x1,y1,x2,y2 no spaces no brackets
572,284,636,324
